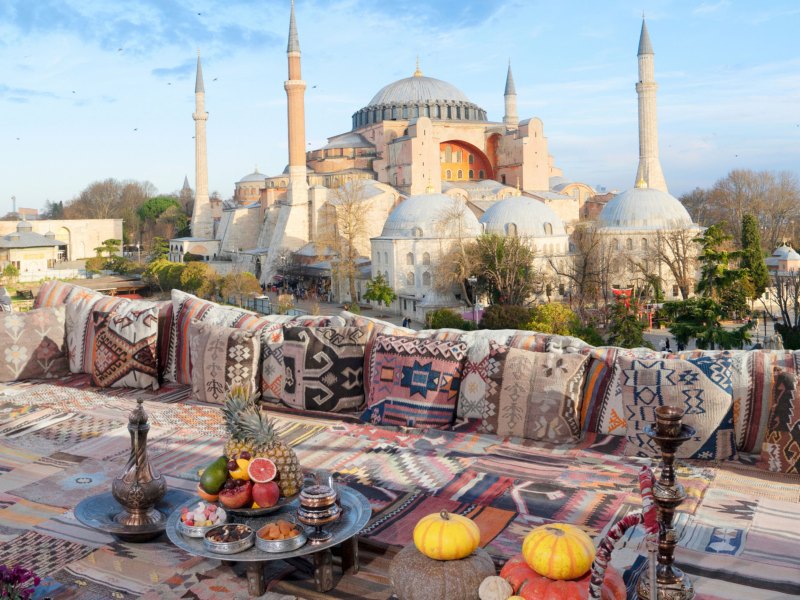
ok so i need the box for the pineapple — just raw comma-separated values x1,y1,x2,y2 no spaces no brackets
222,386,304,497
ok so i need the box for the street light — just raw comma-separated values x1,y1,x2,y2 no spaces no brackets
467,276,478,324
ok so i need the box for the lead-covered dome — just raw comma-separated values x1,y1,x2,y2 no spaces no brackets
352,69,487,130
379,193,481,239
479,197,567,239
599,187,693,230
237,169,265,184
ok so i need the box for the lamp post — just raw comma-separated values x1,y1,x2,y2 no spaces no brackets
467,276,478,324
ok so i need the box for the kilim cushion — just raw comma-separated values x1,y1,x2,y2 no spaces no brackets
282,326,369,413
90,306,159,390
33,280,98,309
189,321,260,404
619,354,737,460
480,341,589,442
0,306,69,382
361,333,467,428
759,368,800,473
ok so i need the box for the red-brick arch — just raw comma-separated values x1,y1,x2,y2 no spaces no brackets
439,140,494,182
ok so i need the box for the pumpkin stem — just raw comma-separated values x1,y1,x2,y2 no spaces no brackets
439,510,450,520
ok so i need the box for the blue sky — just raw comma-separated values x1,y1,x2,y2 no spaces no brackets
1,0,799,214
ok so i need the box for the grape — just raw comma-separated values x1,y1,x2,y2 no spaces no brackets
240,451,252,460
227,460,237,471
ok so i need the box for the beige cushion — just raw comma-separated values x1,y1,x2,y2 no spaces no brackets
189,321,260,404
0,306,69,382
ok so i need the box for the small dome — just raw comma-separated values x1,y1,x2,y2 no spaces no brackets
380,193,481,239
599,187,693,230
479,197,567,238
237,169,265,184
771,244,798,260
16,220,32,233
44,231,56,239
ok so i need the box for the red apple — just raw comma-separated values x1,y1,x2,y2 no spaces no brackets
252,481,280,508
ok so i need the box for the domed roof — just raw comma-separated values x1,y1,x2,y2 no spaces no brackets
368,75,471,107
479,197,567,238
16,220,32,233
237,169,265,184
598,187,693,230
380,193,481,239
771,244,799,260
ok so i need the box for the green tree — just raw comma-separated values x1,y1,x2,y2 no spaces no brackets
143,258,184,293
180,262,216,294
149,237,170,261
1,263,20,285
606,302,651,349
469,233,545,306
526,303,580,335
479,304,533,330
425,308,476,330
137,196,182,222
363,273,397,307
663,297,753,350
85,256,106,274
94,238,121,258
740,214,769,301
221,272,261,307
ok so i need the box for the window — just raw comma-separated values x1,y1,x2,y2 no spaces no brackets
468,169,474,179
543,222,553,235
422,252,430,265
672,285,679,297
507,223,518,237
479,170,485,179
383,251,388,263
422,272,431,286
612,239,620,251
457,169,463,179
501,175,506,184
456,150,462,162
558,284,565,296
445,169,452,179
384,270,389,280
626,238,633,250
374,252,380,264
406,252,414,265
412,227,423,237
641,238,648,250
407,272,415,286
468,154,474,164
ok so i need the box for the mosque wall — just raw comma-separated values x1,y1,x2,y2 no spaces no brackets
219,206,261,254
0,219,123,261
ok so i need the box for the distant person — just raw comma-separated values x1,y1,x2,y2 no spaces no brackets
0,286,11,312
677,340,685,352
665,339,671,352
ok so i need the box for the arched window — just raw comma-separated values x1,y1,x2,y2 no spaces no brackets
445,146,452,162
407,272,415,286
543,222,553,235
507,223,518,237
457,169,463,179
383,252,388,263
641,238,648,250
468,169,474,179
406,252,414,265
612,238,620,251
412,227,423,238
626,238,633,250
374,252,379,264
445,169,452,179
384,270,389,280
422,272,431,286
422,252,430,265
468,154,474,164
479,170,485,179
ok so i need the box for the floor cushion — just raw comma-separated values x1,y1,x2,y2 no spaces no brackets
361,333,467,428
66,295,139,374
189,321,260,404
282,326,369,413
619,354,737,460
0,306,69,382
759,368,800,473
90,305,159,390
33,279,99,309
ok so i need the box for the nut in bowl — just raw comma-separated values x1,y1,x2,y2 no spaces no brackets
256,518,307,553
203,523,254,554
177,501,227,538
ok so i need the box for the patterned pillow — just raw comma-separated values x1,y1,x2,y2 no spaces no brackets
33,280,99,309
91,306,159,390
67,295,141,374
759,368,800,473
189,321,261,404
361,334,467,428
282,326,369,413
619,354,737,460
0,306,69,382
481,341,588,442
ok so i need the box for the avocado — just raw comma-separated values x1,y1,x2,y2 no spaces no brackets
199,456,229,494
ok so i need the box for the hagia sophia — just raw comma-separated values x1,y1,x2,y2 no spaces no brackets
170,2,699,322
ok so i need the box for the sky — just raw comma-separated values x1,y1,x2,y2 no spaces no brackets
1,0,799,215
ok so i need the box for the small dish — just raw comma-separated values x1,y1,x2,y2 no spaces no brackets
203,523,254,554
176,503,228,538
255,518,307,553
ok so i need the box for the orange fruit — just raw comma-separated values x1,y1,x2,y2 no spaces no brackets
197,483,219,502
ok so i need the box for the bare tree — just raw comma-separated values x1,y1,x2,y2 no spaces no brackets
549,221,608,318
431,197,477,303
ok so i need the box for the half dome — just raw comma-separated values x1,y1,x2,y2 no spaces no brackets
599,187,693,230
237,169,266,184
479,197,567,239
380,194,481,239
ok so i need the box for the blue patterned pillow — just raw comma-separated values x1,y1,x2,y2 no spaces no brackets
619,355,737,460
361,334,467,428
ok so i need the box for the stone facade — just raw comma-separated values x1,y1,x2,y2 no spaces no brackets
0,218,123,261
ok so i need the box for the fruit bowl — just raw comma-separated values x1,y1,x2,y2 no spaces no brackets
255,517,307,552
224,492,299,516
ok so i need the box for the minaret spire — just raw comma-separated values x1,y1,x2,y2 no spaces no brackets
287,0,300,54
634,18,667,192
503,60,518,129
190,50,213,239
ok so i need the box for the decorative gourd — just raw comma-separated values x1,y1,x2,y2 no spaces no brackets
478,575,513,600
413,510,481,561
500,554,625,600
521,523,595,580
390,545,496,600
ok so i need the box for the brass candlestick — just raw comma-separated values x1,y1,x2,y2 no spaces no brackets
638,405,696,600
111,398,166,527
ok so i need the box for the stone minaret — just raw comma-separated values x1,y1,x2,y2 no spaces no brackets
284,0,309,220
634,18,668,192
190,51,214,239
503,61,518,129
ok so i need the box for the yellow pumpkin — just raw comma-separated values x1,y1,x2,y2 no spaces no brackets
521,523,595,580
413,510,480,560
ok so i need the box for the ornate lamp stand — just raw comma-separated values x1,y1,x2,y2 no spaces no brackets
637,405,696,600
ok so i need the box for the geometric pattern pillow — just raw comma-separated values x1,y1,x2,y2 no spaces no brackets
481,341,588,443
619,355,737,460
361,334,467,429
189,321,260,404
90,307,159,390
282,326,369,413
759,369,800,473
33,279,98,309
0,306,69,382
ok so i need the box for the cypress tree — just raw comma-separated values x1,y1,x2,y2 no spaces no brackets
741,214,769,300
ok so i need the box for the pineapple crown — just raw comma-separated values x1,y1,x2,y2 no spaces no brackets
222,385,275,443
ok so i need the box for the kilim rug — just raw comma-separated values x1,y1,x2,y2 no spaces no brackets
0,381,798,599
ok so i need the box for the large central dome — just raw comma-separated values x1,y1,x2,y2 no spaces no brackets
352,68,487,130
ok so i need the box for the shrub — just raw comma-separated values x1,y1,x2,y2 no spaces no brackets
426,308,476,330
479,304,533,330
